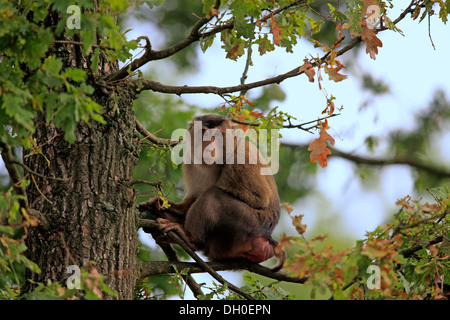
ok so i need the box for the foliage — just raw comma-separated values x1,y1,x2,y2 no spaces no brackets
0,188,40,299
282,187,450,299
0,0,137,144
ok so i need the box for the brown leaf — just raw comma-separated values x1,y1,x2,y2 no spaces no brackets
308,124,335,168
299,59,315,83
317,68,323,90
361,0,383,60
271,17,282,46
207,8,220,18
361,24,383,60
291,214,307,235
281,202,294,214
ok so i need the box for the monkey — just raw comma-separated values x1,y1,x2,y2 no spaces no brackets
138,114,286,271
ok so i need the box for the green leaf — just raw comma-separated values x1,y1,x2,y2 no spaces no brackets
146,0,166,9
63,68,86,82
200,36,215,53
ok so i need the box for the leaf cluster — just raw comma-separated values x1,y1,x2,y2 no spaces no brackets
0,0,137,145
282,187,450,300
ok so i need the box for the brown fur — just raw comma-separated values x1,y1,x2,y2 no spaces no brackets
139,115,286,271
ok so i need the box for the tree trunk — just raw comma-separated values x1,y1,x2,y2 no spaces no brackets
22,9,141,300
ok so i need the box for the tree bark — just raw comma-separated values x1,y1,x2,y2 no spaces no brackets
21,9,141,300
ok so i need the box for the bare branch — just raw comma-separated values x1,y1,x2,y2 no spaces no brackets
283,141,450,178
128,179,161,187
133,66,301,95
106,16,214,82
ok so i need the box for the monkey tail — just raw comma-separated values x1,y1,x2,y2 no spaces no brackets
270,239,286,272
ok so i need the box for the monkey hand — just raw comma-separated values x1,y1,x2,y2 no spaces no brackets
137,196,164,216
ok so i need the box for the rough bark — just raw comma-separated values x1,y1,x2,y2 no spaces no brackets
21,9,141,300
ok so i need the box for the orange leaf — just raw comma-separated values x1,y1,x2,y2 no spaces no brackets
361,0,383,60
308,124,335,167
242,96,255,107
361,24,383,60
281,202,294,214
249,109,263,118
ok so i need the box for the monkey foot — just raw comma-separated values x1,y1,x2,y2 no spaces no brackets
157,218,182,233
157,218,198,251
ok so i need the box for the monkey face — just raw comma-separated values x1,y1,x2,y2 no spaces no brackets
191,115,229,129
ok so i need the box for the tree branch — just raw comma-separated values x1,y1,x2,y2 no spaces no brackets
139,260,308,285
133,66,301,95
135,116,180,146
131,0,416,97
328,146,450,178
282,141,450,178
106,17,214,82
398,235,444,258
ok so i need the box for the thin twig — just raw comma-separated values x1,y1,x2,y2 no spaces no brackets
239,39,253,97
231,113,340,133
428,13,436,50
12,160,70,182
128,179,161,187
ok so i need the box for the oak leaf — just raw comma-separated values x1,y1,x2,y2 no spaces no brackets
299,59,315,83
361,24,383,60
324,64,347,82
271,17,282,46
361,0,383,60
308,124,335,168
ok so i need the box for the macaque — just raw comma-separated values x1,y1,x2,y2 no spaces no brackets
138,114,286,271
